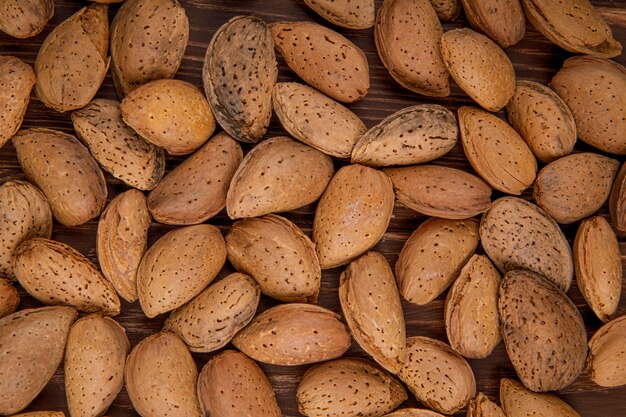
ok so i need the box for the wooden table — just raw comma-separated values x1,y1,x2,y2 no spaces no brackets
1,1,625,416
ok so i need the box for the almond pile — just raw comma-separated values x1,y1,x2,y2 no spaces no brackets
0,1,624,417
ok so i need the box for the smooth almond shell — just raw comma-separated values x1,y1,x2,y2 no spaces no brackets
610,163,626,234
0,278,19,319
304,0,374,29
0,0,53,38
500,378,581,417
462,0,526,47
232,303,351,366
428,0,461,21
467,393,506,417
587,315,626,388
395,217,479,306
384,410,446,417
0,56,35,148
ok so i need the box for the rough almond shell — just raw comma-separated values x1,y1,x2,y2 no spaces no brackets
0,56,36,148
428,0,461,21
499,378,581,417
462,0,526,47
587,315,626,388
0,0,53,38
0,278,19,319
609,162,626,234
304,0,375,29
10,412,66,417
467,393,506,417
384,410,446,417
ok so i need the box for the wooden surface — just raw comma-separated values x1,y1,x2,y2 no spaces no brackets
1,0,625,416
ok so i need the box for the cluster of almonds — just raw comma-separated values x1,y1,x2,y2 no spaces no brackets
0,0,625,417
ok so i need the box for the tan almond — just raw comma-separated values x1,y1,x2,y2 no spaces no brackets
462,0,526,47
304,0,374,29
232,303,351,366
270,21,369,103
534,152,618,224
10,412,66,417
459,106,537,195
297,358,408,417
0,0,53,38
137,224,227,318
226,214,321,303
610,162,626,234
339,252,406,373
0,278,19,319
467,393,505,417
500,378,582,417
395,217,479,306
352,104,458,166
0,56,36,148
428,0,461,21
384,410,446,417
587,315,626,388
226,136,334,219
384,165,491,219
147,132,242,225
375,0,450,97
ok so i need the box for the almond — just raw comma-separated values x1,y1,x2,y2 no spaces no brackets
500,378,582,417
384,410,446,417
609,162,626,233
270,21,369,103
462,0,526,47
0,278,19,319
587,315,626,388
395,217,479,306
0,56,36,148
10,412,66,417
0,0,53,38
304,0,375,29
467,393,506,417
428,0,461,21
232,303,351,366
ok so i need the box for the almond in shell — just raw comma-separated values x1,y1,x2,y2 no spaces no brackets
304,0,375,29
0,56,36,148
467,393,506,417
428,0,461,21
500,378,582,417
0,278,19,319
384,410,446,417
587,315,626,388
10,412,66,417
462,0,526,47
610,162,626,234
0,0,53,38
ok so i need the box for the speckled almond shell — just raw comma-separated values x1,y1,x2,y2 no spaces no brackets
163,273,260,353
34,4,109,112
610,163,626,234
197,350,282,417
467,393,506,417
0,56,36,148
270,21,369,103
0,278,19,319
65,315,130,417
13,128,107,227
587,315,626,388
297,358,407,417
304,0,374,29
462,0,526,47
428,0,461,21
137,224,227,318
384,409,446,417
375,0,450,97
0,306,77,416
232,303,351,366
500,379,581,417
0,0,53,38
9,412,66,417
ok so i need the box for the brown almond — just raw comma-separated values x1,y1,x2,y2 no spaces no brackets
197,350,282,417
459,106,537,195
272,82,366,158
203,16,277,143
384,410,446,417
0,0,53,38
506,80,576,163
137,224,227,318
13,128,107,226
0,306,77,416
72,99,165,190
462,0,526,47
270,21,369,103
428,0,461,21
384,165,491,219
226,214,321,303
399,336,476,414
232,303,351,366
0,56,35,148
304,0,375,29
226,136,334,219
534,152,618,224
440,29,515,111
163,273,260,353
375,0,450,97
147,132,243,225
0,278,19,319
297,358,407,417
467,393,506,417
352,104,458,166
97,190,151,303
395,217,479,306
10,412,66,417
587,315,626,388
610,162,626,233
500,378,582,417
339,252,406,373
313,164,394,269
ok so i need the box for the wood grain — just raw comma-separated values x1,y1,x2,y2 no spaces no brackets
1,0,625,416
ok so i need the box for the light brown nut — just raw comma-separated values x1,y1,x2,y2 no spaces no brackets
480,197,573,291
0,56,36,148
533,153,618,224
163,273,260,353
506,80,576,163
0,180,52,278
461,0,525,47
445,255,501,359
197,350,282,417
147,132,242,225
395,218,479,306
13,128,107,226
587,315,626,388
339,252,406,373
352,104,458,166
13,238,121,315
232,303,351,366
522,0,621,57
0,306,77,416
399,336,476,414
297,358,407,417
459,106,537,195
610,162,626,234
125,332,202,417
550,56,626,155
384,410,446,417
0,278,19,319
384,165,492,219
110,0,189,97
203,16,277,143
440,29,515,112
137,224,227,318
65,315,130,417
226,136,334,219
375,0,450,97
0,0,53,38
97,190,151,303
9,412,66,417
428,0,461,21
34,4,109,112
272,82,366,158
226,214,321,303
467,393,505,417
313,164,394,269
270,21,369,103
72,99,165,191
500,378,582,417
304,0,374,29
